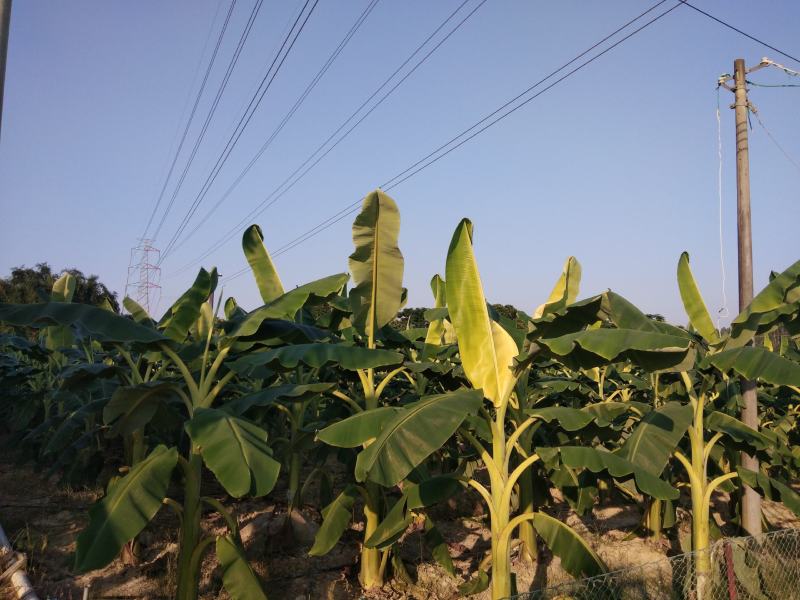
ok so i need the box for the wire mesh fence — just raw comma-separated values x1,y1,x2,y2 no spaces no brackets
513,528,800,600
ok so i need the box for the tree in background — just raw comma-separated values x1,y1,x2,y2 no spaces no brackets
0,263,119,312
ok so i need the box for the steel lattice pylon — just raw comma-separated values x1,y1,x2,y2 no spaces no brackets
124,239,162,316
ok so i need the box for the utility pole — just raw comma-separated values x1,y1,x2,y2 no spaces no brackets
0,0,11,142
733,57,761,537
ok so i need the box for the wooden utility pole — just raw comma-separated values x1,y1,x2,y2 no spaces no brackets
0,0,11,142
733,57,761,537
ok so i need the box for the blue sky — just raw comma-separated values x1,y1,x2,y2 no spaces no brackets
1,1,798,324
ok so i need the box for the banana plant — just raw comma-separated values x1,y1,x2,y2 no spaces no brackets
0,268,289,599
447,221,705,597
673,253,800,598
307,190,415,588
514,256,582,563
13,274,125,480
444,219,609,598
239,223,318,524
532,253,800,599
307,192,490,589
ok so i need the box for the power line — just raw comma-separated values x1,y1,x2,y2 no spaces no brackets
139,0,234,242
151,0,267,242
752,110,800,174
228,0,800,281
678,0,800,65
171,0,483,276
219,0,681,284
158,0,319,263
167,0,382,256
747,81,800,88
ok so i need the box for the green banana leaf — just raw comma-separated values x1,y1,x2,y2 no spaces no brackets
550,466,597,515
705,411,774,451
46,273,77,349
43,398,106,457
51,272,77,302
123,297,153,324
677,252,721,344
224,383,336,415
405,476,462,508
185,408,280,498
530,377,596,397
395,327,428,342
445,219,518,407
617,402,693,475
550,446,679,500
459,571,490,595
160,268,218,342
532,512,607,578
581,402,636,426
533,403,642,430
348,190,405,339
74,445,178,572
227,343,403,375
539,328,692,371
526,406,595,431
309,485,359,556
707,346,800,386
365,496,411,549
737,467,800,516
602,292,689,338
727,258,800,348
533,256,581,318
527,294,605,340
423,274,448,354
316,406,402,448
230,320,330,351
0,302,166,343
230,273,349,338
424,307,449,321
195,302,213,341
365,476,462,550
103,382,181,436
58,363,118,389
0,334,47,357
355,389,483,486
355,390,482,486
216,534,268,600
224,296,247,321
242,224,284,304
424,516,455,576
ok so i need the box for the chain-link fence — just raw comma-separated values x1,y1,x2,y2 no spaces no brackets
513,528,800,600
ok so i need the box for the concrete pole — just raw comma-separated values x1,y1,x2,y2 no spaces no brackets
0,0,11,142
733,57,761,537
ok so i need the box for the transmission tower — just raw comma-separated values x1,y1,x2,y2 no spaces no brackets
124,239,162,316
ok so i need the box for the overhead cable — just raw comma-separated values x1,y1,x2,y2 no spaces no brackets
139,0,235,241
170,0,484,275
167,0,382,256
219,0,681,283
152,0,267,242
158,0,319,263
678,1,800,65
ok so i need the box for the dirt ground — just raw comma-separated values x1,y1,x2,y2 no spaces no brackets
2,453,798,600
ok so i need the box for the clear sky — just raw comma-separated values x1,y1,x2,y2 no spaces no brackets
1,1,798,324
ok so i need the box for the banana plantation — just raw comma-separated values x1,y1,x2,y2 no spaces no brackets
1,190,800,600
